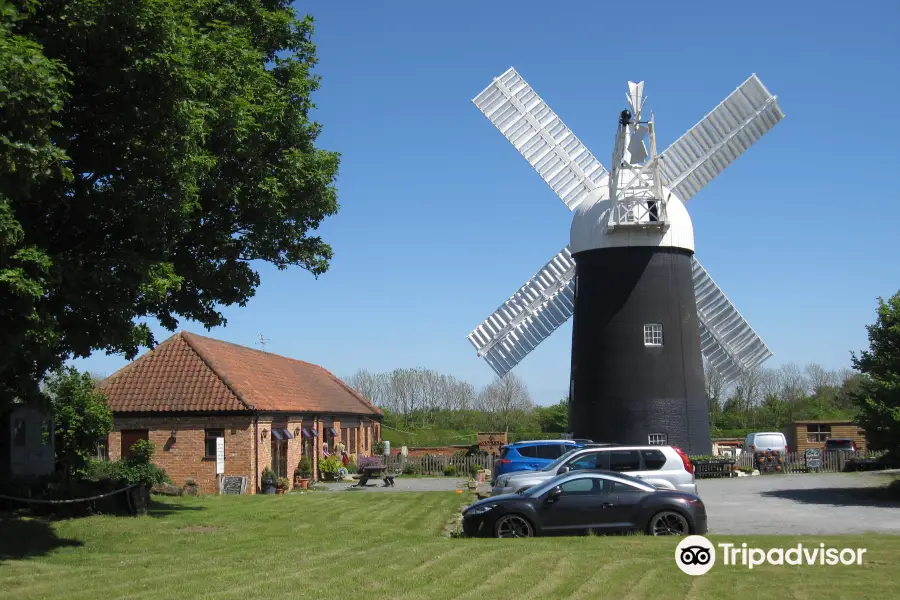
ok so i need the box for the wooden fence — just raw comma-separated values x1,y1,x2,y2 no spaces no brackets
366,450,887,479
377,454,496,477
728,450,885,474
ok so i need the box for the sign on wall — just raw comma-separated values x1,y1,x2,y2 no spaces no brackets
219,475,247,495
477,432,508,456
805,448,822,470
216,436,225,475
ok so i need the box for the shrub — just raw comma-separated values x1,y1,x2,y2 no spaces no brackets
443,464,457,476
275,477,290,490
81,440,170,487
372,440,386,455
347,460,357,474
403,462,417,475
296,456,312,477
319,456,343,474
261,467,277,486
469,463,482,477
357,455,382,471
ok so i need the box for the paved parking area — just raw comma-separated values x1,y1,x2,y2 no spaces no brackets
324,471,900,535
699,471,900,535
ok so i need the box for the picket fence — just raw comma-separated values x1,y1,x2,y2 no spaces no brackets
377,454,497,477
371,450,887,479
699,450,886,477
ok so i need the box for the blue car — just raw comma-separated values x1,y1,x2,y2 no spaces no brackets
494,440,582,479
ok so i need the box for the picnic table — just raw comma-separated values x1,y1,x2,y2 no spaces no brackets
353,465,395,488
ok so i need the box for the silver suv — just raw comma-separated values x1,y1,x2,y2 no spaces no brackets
491,445,698,496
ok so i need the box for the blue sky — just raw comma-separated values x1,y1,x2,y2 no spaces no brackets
73,0,900,404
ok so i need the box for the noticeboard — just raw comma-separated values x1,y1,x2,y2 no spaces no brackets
220,475,248,495
477,432,508,456
805,448,822,470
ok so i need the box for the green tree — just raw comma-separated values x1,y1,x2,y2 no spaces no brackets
851,292,900,455
44,367,113,477
1,1,339,407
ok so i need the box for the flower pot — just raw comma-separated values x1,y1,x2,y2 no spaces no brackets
263,484,276,494
298,479,309,489
275,488,286,495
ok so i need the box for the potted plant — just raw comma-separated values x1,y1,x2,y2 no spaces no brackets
318,456,342,481
261,467,277,494
295,457,312,489
275,477,290,495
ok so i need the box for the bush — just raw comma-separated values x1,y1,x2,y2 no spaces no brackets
347,460,357,474
81,440,170,488
443,464,457,476
296,456,313,477
275,477,290,490
357,455,382,471
181,480,200,497
469,463,482,477
319,456,343,474
261,467,277,486
372,440,386,455
403,462,418,475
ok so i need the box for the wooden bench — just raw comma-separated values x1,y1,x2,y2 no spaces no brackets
354,465,395,488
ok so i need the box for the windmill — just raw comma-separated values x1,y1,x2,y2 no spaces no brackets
467,68,784,453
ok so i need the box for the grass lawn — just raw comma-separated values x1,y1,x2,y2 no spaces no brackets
1,492,898,599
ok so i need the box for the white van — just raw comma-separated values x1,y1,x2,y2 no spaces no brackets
743,432,788,454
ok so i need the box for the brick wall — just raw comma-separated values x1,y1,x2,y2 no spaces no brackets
109,415,254,495
108,414,383,494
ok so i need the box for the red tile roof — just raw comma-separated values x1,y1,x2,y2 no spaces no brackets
99,331,382,416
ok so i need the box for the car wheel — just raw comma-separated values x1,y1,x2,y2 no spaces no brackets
495,514,534,538
647,511,690,536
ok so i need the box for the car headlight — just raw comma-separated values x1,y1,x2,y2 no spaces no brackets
496,477,508,488
465,504,496,515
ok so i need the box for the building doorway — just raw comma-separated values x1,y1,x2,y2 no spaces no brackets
271,432,288,479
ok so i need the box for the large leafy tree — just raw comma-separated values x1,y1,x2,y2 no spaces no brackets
1,1,339,405
44,367,113,478
851,291,900,455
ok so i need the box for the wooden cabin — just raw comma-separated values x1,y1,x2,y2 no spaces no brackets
785,420,867,453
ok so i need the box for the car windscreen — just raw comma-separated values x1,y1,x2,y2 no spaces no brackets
752,434,785,449
540,448,580,472
826,439,853,448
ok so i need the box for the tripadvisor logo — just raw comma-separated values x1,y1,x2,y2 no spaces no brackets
675,536,867,575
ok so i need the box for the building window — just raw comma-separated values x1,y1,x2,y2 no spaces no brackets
648,433,667,446
41,420,52,446
643,323,663,347
121,430,149,459
806,424,831,443
13,419,26,447
205,429,224,458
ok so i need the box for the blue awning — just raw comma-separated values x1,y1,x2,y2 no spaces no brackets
271,429,284,440
328,428,337,437
302,428,317,438
282,429,294,439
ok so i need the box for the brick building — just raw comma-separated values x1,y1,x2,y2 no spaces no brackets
98,331,382,493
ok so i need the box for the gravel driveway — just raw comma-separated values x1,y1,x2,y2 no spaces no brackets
323,471,900,535
699,471,900,535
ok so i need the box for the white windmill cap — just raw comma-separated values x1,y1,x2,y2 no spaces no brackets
569,184,695,255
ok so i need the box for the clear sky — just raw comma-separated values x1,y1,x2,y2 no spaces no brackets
72,0,900,404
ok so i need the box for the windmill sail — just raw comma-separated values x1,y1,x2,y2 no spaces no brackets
692,257,773,384
468,247,576,377
660,74,784,203
473,67,609,212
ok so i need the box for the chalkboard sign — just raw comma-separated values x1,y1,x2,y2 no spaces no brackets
220,475,248,495
805,448,822,470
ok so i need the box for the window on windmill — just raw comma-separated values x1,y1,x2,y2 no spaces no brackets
643,323,663,347
648,433,667,446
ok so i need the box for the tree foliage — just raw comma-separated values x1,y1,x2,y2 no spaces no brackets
1,1,339,406
851,291,900,454
44,367,113,476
